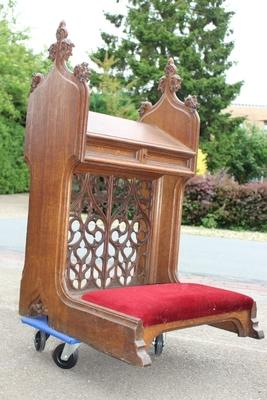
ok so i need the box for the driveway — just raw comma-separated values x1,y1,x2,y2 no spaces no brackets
0,195,266,399
0,216,266,282
0,253,266,400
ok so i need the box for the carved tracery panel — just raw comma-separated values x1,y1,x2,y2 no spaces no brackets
66,173,153,291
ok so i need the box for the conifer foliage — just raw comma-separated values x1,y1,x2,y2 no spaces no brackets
92,0,242,140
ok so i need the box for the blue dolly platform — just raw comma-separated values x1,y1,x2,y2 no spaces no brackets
21,316,164,368
21,316,81,369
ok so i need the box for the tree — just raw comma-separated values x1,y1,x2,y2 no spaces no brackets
92,0,242,141
203,124,267,183
90,53,138,120
0,1,49,193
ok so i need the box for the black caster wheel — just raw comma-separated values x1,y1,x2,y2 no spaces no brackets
34,330,49,352
154,333,164,356
52,343,79,369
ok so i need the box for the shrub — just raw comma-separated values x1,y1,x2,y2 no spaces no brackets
0,3,49,194
204,124,267,184
182,176,215,226
182,175,267,232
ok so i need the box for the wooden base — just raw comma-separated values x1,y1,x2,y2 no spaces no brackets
143,304,264,350
53,301,264,367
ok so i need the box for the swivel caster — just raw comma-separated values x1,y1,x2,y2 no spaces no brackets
154,333,164,356
52,343,79,369
34,330,50,352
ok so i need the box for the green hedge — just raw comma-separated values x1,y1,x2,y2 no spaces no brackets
182,175,267,232
0,5,50,194
0,118,29,194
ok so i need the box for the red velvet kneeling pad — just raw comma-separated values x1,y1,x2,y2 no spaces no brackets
81,283,254,327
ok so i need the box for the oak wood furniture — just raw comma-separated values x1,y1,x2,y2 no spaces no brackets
19,22,264,368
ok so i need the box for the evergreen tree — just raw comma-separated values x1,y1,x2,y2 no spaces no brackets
90,54,138,120
92,0,242,141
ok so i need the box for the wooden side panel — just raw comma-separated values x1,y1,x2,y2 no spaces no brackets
150,175,186,283
19,23,89,317
140,59,200,283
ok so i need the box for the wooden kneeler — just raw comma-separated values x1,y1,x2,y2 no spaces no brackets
19,22,264,368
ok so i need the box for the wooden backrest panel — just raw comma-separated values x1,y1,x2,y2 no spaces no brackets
66,173,154,291
140,58,200,171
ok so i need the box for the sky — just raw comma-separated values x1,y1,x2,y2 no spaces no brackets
13,0,267,105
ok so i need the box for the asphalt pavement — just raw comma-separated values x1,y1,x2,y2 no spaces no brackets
0,195,266,399
0,217,266,282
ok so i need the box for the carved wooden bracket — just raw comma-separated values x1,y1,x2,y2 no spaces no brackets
136,148,148,163
29,296,48,316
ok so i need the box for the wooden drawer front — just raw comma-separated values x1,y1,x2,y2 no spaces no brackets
85,142,193,176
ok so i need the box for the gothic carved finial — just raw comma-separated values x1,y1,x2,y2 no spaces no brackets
30,73,44,93
139,101,152,118
74,62,91,82
48,21,75,63
158,57,182,94
184,95,199,112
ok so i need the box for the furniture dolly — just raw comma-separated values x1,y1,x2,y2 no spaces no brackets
19,22,264,369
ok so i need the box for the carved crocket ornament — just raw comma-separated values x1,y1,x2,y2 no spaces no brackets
139,101,153,118
30,73,44,93
184,95,199,112
74,62,91,82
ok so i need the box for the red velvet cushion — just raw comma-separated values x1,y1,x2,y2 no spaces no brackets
81,283,254,327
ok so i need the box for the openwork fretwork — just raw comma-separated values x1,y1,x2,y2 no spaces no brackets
66,174,153,291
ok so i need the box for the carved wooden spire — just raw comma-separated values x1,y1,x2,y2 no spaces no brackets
48,21,90,81
158,57,182,94
139,56,199,122
30,22,90,93
48,21,74,63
